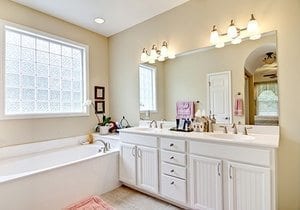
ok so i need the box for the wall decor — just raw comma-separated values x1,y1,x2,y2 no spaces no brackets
95,101,105,114
94,86,105,100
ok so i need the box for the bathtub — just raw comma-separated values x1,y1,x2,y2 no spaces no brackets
0,135,121,210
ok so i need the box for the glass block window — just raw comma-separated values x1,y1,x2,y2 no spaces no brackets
256,82,279,116
139,65,157,112
4,26,87,116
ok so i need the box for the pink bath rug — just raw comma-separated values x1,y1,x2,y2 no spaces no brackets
63,195,114,210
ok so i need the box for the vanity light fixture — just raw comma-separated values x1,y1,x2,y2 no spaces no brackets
210,14,261,48
140,41,175,63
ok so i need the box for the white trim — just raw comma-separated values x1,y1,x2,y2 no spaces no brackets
0,19,90,120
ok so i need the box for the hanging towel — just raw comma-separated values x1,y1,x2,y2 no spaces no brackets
176,101,194,119
63,195,114,210
234,97,244,116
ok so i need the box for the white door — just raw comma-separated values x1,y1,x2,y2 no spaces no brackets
136,146,158,193
190,155,223,210
207,71,231,124
119,143,137,185
227,161,271,210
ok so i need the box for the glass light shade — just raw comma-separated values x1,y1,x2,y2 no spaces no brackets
227,25,238,39
158,55,165,62
149,58,155,64
231,37,242,44
247,19,259,34
150,49,158,59
168,51,175,59
140,52,149,62
215,41,225,48
210,30,219,44
160,45,168,57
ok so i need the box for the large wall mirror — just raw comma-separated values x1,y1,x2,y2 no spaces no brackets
139,31,278,125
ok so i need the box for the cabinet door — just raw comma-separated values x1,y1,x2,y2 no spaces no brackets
119,143,137,185
137,146,158,193
190,155,223,210
227,161,271,210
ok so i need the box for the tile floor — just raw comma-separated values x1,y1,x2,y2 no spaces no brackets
101,186,183,210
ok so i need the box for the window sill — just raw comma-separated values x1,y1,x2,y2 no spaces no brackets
0,112,89,120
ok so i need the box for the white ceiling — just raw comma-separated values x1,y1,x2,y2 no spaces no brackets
11,0,189,37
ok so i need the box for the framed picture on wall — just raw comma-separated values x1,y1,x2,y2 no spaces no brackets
95,101,105,114
94,86,105,100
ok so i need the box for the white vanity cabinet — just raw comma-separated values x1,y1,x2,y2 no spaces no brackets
119,128,278,210
189,140,274,210
119,133,159,193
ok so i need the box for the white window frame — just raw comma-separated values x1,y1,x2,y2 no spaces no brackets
0,19,89,120
139,64,157,113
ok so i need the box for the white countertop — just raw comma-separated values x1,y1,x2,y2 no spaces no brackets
119,126,279,148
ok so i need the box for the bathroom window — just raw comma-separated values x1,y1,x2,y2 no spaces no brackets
139,64,157,112
256,82,279,116
1,24,88,119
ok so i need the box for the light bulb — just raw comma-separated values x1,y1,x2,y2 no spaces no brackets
150,45,158,59
227,20,238,39
215,41,225,48
231,37,242,44
140,48,149,62
168,51,175,59
158,55,165,62
210,25,219,44
160,41,168,57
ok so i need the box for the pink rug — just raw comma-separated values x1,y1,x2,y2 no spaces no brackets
63,195,114,210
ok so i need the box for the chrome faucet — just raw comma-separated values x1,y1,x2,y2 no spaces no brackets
95,139,110,153
243,126,253,135
150,120,158,128
232,123,238,134
220,125,228,134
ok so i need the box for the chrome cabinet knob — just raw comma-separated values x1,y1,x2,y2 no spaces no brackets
169,143,174,147
170,156,174,159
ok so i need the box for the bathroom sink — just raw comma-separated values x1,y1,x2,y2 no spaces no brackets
132,127,158,132
206,133,255,141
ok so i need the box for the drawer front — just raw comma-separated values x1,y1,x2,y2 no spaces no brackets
161,162,186,179
161,138,186,152
189,141,271,167
161,150,186,166
120,132,158,148
161,174,186,204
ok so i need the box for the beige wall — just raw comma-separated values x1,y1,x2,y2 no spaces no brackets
108,0,300,209
0,0,109,147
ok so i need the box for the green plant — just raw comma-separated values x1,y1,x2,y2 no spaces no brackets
100,115,111,126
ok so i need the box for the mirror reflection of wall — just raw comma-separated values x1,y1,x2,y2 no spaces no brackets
139,32,278,125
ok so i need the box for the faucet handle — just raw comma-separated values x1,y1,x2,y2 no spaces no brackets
219,125,228,134
243,126,253,135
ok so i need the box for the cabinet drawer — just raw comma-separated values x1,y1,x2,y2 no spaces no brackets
120,132,158,148
161,162,186,179
189,141,271,167
161,138,186,152
161,174,186,204
161,150,186,166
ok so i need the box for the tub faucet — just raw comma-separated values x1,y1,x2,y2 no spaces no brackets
150,120,157,128
95,139,109,153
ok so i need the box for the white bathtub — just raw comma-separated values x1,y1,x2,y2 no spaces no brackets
0,135,121,210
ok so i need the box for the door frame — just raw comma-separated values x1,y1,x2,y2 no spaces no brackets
207,71,232,124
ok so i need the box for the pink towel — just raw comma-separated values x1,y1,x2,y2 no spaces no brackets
176,101,194,119
63,195,114,210
234,98,243,116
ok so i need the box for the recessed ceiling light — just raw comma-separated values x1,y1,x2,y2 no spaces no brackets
94,17,105,24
